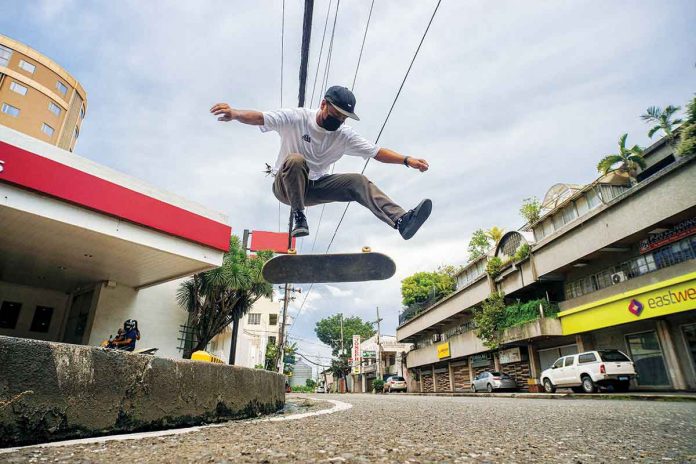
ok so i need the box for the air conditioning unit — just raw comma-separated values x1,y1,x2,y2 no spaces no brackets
611,271,627,284
431,333,441,343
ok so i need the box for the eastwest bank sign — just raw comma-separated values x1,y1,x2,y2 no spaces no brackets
559,272,696,335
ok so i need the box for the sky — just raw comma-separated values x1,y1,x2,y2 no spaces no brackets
3,0,695,371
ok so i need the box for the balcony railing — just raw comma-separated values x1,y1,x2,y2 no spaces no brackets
565,234,696,300
398,294,442,325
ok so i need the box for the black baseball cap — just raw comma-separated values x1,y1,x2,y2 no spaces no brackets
324,86,360,121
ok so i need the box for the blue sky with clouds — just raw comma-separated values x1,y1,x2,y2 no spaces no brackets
4,0,695,367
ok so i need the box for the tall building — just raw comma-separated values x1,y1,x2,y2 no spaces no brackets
0,34,87,151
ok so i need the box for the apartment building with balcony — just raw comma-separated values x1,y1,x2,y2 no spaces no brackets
396,134,696,392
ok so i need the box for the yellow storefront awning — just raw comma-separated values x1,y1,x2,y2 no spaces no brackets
558,272,696,335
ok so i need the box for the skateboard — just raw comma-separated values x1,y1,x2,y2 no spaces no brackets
262,249,396,284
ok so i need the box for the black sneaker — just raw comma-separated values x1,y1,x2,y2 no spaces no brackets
397,199,432,240
291,209,309,237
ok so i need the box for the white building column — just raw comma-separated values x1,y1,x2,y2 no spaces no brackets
656,319,687,390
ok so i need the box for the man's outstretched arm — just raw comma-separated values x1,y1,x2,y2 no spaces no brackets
210,103,264,125
374,147,429,172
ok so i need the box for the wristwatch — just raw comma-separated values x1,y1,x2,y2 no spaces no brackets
403,156,411,167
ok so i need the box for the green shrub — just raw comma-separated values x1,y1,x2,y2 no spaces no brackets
513,243,530,262
519,197,542,224
290,385,315,393
486,257,504,278
373,379,385,393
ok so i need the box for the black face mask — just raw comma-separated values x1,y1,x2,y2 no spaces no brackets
320,113,343,131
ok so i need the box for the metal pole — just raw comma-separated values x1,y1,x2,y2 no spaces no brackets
277,210,294,373
376,306,383,380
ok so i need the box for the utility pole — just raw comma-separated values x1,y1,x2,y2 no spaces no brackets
276,281,300,373
339,313,345,393
375,306,383,380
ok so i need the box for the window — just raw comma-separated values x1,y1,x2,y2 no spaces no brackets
0,44,12,67
74,126,79,140
563,356,575,367
0,301,22,329
598,350,630,362
269,314,278,325
56,81,68,95
1,103,20,117
80,106,85,119
48,101,61,116
9,81,27,95
268,336,277,346
248,313,261,325
586,188,601,209
562,204,577,224
578,353,597,364
41,123,54,137
30,306,54,332
18,59,35,74
552,358,564,369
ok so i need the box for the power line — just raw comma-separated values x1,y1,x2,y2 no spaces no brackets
309,0,333,108
289,0,443,333
325,0,442,253
278,0,286,232
351,0,374,91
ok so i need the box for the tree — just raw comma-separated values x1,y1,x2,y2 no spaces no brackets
486,226,505,244
519,197,542,224
306,378,317,389
467,229,491,262
677,95,696,158
176,236,273,360
473,292,507,349
401,270,457,308
641,105,682,145
596,133,646,181
314,314,375,356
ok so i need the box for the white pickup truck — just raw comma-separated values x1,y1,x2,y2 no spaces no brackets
541,349,636,393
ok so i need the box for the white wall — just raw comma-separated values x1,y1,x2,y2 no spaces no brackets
0,280,70,341
87,279,189,359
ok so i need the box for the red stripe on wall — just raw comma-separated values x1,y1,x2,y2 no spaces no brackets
0,141,231,252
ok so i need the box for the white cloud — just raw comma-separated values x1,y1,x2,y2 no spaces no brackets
324,285,353,298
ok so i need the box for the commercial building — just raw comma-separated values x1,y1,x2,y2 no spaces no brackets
397,134,696,392
290,359,313,387
0,34,86,152
352,335,412,392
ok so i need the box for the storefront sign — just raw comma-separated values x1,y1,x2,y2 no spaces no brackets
352,335,361,375
559,272,696,335
499,347,521,364
471,353,491,367
437,342,450,359
639,217,696,254
361,350,376,358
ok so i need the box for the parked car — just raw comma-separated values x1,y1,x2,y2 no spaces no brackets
314,385,326,393
384,376,408,393
471,371,517,392
540,349,636,393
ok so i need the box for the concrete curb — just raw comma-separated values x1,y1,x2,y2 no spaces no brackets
0,336,285,447
398,392,696,402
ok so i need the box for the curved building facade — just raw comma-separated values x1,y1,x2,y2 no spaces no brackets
0,34,87,151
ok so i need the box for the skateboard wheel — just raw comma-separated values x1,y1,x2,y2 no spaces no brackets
362,247,371,253
287,248,297,255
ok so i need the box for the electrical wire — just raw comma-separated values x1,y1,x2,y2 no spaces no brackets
288,0,443,335
309,0,333,108
277,0,286,232
351,0,374,91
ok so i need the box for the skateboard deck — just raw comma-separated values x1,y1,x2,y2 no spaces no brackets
262,252,396,284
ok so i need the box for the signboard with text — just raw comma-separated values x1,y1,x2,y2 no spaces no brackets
352,335,361,375
437,342,450,359
499,347,522,364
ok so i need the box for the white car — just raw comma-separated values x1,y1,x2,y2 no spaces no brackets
314,385,325,393
541,349,636,393
384,376,408,393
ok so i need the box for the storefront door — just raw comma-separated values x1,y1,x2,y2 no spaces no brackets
682,324,696,380
626,331,670,387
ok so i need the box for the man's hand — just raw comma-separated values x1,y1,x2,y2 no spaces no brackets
407,158,429,172
210,103,236,121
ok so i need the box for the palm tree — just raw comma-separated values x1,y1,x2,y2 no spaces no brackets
485,226,505,244
177,235,273,362
597,133,646,182
641,105,682,145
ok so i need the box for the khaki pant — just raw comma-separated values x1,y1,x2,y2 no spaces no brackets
273,154,406,228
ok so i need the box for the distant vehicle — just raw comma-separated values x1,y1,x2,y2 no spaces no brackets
315,385,325,393
471,371,517,392
541,349,636,393
384,376,408,393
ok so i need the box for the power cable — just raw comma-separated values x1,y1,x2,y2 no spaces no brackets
277,0,286,231
289,0,443,334
351,0,374,91
309,0,334,108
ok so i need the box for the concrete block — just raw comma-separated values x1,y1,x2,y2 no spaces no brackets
0,336,284,447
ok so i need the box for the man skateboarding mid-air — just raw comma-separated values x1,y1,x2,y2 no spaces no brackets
210,85,431,240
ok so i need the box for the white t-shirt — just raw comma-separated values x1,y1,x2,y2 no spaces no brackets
260,108,379,180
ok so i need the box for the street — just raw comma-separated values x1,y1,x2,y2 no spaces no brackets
2,394,695,463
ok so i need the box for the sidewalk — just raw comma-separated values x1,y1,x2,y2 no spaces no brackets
400,391,696,402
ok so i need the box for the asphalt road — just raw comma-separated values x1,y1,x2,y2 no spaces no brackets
3,393,696,463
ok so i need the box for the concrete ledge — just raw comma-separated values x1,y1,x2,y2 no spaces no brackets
0,336,285,447
399,392,696,402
